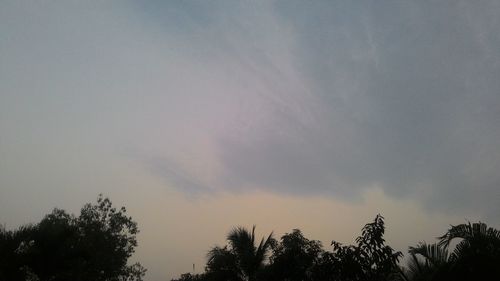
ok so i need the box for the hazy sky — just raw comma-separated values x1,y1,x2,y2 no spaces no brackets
1,1,500,280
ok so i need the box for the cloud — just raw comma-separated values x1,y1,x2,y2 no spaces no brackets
1,1,499,221
132,1,500,218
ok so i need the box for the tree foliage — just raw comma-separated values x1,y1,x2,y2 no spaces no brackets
402,221,500,281
173,215,402,281
265,229,323,281
327,214,402,281
203,225,274,281
205,246,241,281
0,195,146,281
400,242,450,281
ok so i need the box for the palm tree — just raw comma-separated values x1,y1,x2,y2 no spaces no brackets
400,242,450,281
402,222,500,281
438,222,500,254
226,225,274,281
437,222,500,280
206,246,241,281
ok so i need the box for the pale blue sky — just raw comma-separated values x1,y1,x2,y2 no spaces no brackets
1,1,500,280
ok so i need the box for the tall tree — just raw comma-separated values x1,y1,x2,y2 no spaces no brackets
402,222,500,281
328,214,402,281
438,222,500,280
205,225,274,281
266,229,323,281
226,225,274,281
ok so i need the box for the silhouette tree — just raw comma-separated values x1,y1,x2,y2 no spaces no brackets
27,209,80,280
399,242,450,281
265,229,323,281
204,225,274,281
401,222,500,281
205,246,241,281
0,195,146,281
328,214,402,281
173,216,404,281
74,195,146,281
0,224,37,280
227,225,274,281
438,222,500,280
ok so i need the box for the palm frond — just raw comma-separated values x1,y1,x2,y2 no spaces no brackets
487,227,500,239
409,242,449,266
438,222,472,248
439,222,500,249
228,226,254,256
404,254,430,281
255,231,274,264
449,240,471,262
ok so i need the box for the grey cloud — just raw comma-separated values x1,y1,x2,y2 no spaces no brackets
142,155,214,196
128,1,500,218
154,1,500,217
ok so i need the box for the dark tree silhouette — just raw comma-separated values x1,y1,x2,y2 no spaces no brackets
327,214,402,281
0,195,146,281
74,195,145,281
172,216,500,281
204,225,274,281
400,242,451,281
205,246,241,281
401,222,500,281
264,229,323,281
173,215,402,281
0,224,38,280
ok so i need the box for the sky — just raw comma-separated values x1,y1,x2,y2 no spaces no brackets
1,1,500,280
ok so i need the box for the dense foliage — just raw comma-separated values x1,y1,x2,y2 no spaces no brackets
173,215,402,281
204,226,274,281
173,216,500,281
2,197,499,281
401,222,500,281
0,195,145,281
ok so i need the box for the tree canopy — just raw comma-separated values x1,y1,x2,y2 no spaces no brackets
0,195,145,281
173,215,402,281
203,225,274,281
173,216,500,281
401,222,500,281
2,197,499,281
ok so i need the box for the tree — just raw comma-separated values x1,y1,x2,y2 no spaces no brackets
328,214,402,281
173,216,403,281
0,195,146,281
400,242,450,281
205,246,241,281
438,222,500,280
0,224,38,280
27,209,80,281
75,195,146,281
226,225,274,281
402,222,500,281
266,229,323,281
204,225,274,281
